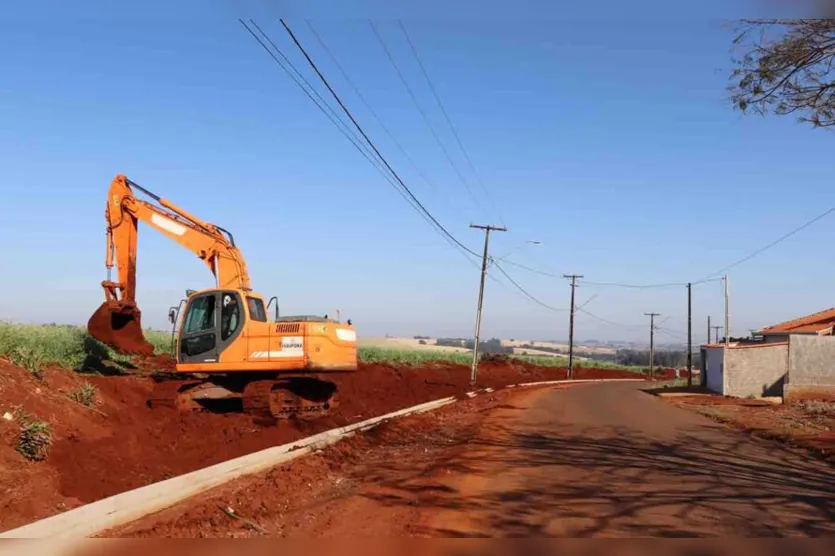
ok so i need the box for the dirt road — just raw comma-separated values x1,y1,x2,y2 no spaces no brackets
117,382,835,537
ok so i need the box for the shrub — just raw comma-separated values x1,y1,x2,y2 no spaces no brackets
68,382,98,407
17,419,52,461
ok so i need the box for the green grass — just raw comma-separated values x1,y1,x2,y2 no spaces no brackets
145,329,173,355
359,346,475,366
0,321,171,371
358,346,642,372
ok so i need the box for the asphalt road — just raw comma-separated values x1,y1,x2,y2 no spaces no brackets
116,381,835,538
416,382,835,537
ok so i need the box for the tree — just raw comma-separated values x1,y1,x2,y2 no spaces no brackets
730,19,835,128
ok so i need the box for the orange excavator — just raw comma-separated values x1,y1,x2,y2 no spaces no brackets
87,175,357,421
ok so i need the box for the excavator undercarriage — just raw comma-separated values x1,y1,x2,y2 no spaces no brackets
147,373,341,423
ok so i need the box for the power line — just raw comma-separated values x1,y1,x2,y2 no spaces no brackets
269,19,480,262
241,20,473,262
696,203,835,282
492,261,568,312
656,327,686,340
243,21,559,308
304,20,440,195
500,258,563,277
368,20,489,220
241,21,390,183
397,20,504,226
576,307,643,329
500,260,725,289
579,280,688,289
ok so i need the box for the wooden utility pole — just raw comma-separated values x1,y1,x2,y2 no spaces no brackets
469,224,507,385
724,273,730,345
687,283,693,387
645,312,660,380
563,274,583,379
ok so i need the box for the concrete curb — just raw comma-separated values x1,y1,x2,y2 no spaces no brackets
0,396,455,541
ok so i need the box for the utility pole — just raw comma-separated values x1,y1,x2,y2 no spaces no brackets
469,224,507,385
645,312,660,380
563,274,583,378
687,283,693,387
712,325,724,344
707,315,711,344
724,273,730,345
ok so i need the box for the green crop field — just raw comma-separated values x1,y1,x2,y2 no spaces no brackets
0,322,641,374
0,321,171,371
358,345,642,372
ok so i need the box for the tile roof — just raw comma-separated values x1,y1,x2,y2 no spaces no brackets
761,307,835,334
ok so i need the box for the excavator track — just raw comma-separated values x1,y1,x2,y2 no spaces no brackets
242,378,338,424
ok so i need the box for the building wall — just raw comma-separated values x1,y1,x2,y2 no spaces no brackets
764,334,788,344
703,346,725,394
724,344,788,398
786,335,835,399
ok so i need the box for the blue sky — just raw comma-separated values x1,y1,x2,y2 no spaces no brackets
2,1,833,343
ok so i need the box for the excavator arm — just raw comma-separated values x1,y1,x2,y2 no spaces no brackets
89,174,252,354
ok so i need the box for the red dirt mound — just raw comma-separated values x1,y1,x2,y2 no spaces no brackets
0,357,642,532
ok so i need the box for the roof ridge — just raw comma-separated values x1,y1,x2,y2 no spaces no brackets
762,306,835,332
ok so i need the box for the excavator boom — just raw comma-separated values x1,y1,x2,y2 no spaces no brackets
88,175,251,354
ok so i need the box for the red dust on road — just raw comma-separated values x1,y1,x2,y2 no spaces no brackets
113,381,835,538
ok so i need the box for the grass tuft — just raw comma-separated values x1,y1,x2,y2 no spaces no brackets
68,382,98,407
16,417,52,461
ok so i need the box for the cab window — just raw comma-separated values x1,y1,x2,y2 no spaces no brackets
247,296,267,322
183,295,215,334
221,294,241,341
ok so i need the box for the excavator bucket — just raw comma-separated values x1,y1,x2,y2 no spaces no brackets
87,302,155,356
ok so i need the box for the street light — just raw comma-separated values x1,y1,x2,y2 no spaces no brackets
492,240,541,263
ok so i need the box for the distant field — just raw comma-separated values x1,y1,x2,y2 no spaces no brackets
358,345,641,372
358,337,470,354
501,339,616,356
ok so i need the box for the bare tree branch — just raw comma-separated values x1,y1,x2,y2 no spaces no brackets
729,19,835,128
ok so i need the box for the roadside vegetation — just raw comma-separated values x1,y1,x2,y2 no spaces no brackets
0,321,169,371
358,346,642,372
0,321,641,373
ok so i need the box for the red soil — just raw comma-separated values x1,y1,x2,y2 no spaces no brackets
0,356,643,532
87,303,155,356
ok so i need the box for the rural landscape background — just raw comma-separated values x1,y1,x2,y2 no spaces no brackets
2,4,835,540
